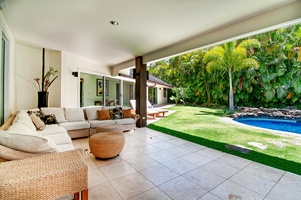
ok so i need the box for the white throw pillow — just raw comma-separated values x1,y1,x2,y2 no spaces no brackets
13,110,36,132
64,108,85,122
3,122,59,153
41,107,67,123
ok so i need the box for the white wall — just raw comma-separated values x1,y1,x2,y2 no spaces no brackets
0,13,16,119
15,43,61,110
61,52,111,108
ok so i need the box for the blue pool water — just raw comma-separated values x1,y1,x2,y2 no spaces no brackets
234,118,301,134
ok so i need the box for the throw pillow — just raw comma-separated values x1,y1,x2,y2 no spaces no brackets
43,114,58,125
40,107,67,123
110,107,124,119
64,108,85,122
123,109,132,118
97,110,112,120
13,110,37,132
29,113,46,130
3,122,58,153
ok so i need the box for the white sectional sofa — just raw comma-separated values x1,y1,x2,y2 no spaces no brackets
41,107,90,139
0,110,74,158
40,106,139,138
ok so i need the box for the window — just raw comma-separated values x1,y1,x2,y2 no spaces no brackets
163,88,167,98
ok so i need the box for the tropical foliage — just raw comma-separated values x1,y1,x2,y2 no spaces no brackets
149,24,301,109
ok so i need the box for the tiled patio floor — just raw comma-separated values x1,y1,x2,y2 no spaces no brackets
68,128,301,200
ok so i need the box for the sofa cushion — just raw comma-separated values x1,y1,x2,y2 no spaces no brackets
41,132,72,145
103,106,116,110
114,118,135,125
97,110,112,120
41,107,67,123
84,106,103,120
13,110,36,132
64,108,85,122
56,143,75,152
38,124,67,135
123,109,132,118
59,121,90,131
29,113,46,130
88,120,115,128
0,122,58,153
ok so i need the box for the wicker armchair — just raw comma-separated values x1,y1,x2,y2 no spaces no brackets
0,149,88,200
0,112,88,199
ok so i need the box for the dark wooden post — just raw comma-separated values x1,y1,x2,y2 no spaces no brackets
135,56,147,127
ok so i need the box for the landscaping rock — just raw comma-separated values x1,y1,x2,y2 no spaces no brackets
231,106,301,120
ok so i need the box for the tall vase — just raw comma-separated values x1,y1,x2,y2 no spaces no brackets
38,91,49,108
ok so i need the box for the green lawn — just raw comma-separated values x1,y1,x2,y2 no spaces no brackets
147,106,301,175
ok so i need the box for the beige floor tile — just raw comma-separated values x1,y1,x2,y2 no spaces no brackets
129,187,172,200
244,162,284,182
135,144,161,154
216,154,252,169
119,148,145,160
145,136,163,144
181,153,213,166
159,176,207,200
180,142,207,152
167,138,189,146
126,155,159,171
110,172,155,199
152,141,175,149
148,150,177,163
163,158,198,175
278,172,301,192
156,134,177,141
84,157,99,169
199,192,222,200
211,180,264,200
165,146,192,157
183,168,226,191
89,181,122,200
196,148,225,159
100,161,136,180
229,171,276,196
140,164,179,186
92,155,123,167
267,183,301,200
88,167,108,188
202,161,240,179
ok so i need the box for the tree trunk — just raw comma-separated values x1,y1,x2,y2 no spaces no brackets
229,69,234,114
205,84,211,106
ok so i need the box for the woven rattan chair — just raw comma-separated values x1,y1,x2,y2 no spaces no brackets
0,149,88,200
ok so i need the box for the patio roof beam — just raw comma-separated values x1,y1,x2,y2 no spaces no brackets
112,0,301,71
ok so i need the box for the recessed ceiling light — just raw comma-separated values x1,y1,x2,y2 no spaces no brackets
110,20,119,26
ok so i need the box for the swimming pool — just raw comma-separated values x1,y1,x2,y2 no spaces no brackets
234,118,301,134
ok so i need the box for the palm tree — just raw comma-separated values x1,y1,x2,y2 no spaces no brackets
203,39,260,114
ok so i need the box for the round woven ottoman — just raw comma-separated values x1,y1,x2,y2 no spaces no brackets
89,132,125,159
96,124,123,133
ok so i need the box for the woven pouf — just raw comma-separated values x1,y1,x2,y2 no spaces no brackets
96,124,123,133
89,132,125,159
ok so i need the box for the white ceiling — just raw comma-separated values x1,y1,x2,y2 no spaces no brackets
2,0,300,68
